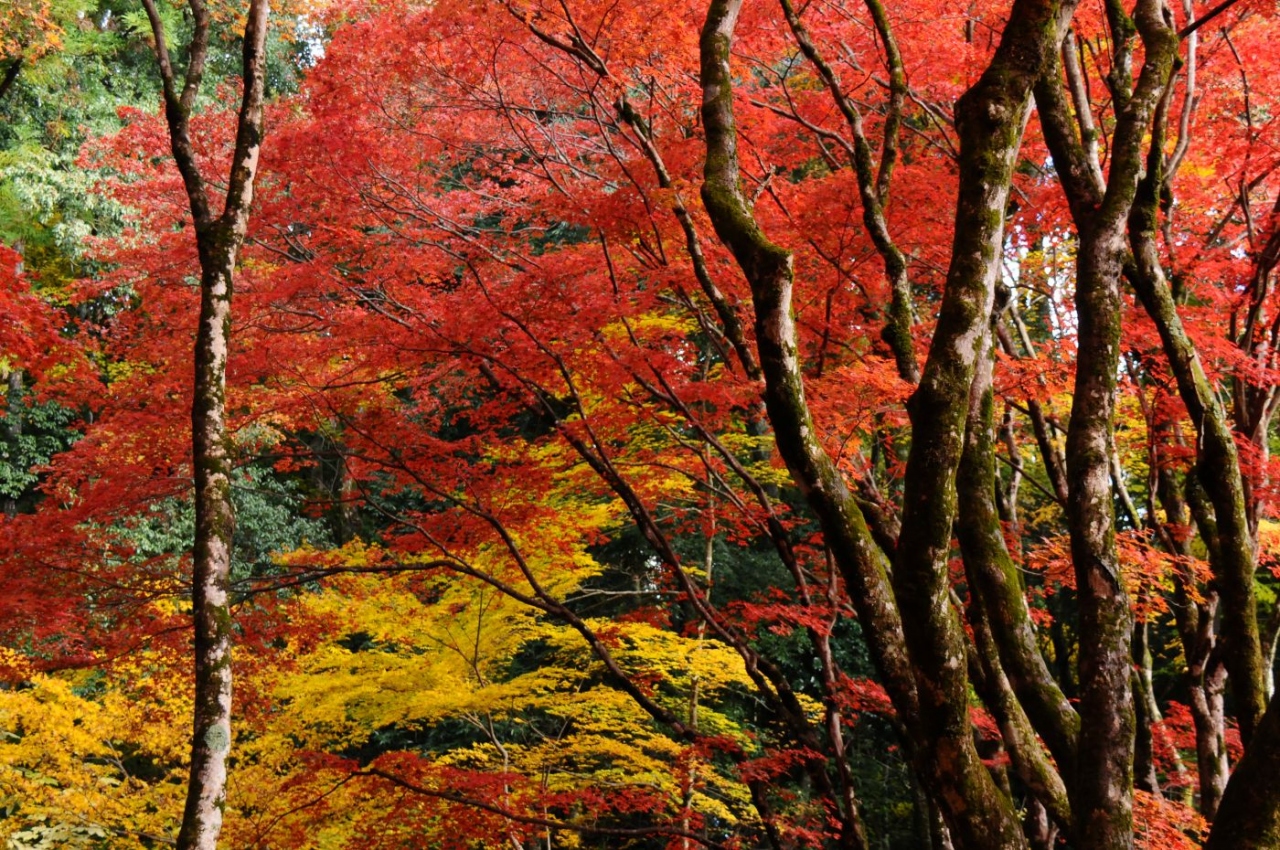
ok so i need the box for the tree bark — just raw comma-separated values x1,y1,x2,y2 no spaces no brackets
956,342,1079,781
1130,172,1268,750
1153,432,1229,817
700,0,1076,847
1035,5,1175,845
699,0,922,746
888,1,1075,845
1205,697,1280,848
0,58,21,103
140,1,271,847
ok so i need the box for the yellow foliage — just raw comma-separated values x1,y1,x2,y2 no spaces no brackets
0,434,759,846
0,667,189,847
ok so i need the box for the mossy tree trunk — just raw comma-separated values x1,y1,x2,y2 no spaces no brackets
699,0,1076,846
139,1,271,848
1131,176,1269,748
886,0,1075,845
699,6,916,845
1205,699,1280,849
1034,3,1175,846
958,339,1073,834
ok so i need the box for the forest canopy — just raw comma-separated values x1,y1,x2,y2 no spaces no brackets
3,0,1280,848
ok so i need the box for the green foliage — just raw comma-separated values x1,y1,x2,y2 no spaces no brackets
0,1,160,152
0,146,125,284
6,817,111,849
122,459,332,579
0,383,78,511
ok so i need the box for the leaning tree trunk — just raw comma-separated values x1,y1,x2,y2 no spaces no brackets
139,1,270,847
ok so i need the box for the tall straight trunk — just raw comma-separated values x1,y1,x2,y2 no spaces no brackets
1065,228,1137,845
1065,213,1134,850
140,1,270,847
177,229,243,850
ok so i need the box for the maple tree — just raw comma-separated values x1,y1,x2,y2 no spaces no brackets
133,0,271,846
4,0,1280,848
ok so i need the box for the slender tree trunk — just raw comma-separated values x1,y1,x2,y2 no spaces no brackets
1132,622,1162,799
776,0,918,383
956,341,1079,781
1132,211,1268,747
960,339,1072,834
1127,75,1268,747
700,0,922,753
1024,798,1058,850
0,58,21,102
178,239,238,850
1153,427,1229,816
140,1,270,847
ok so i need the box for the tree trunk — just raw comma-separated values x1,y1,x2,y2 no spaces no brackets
0,58,21,103
960,339,1072,834
889,0,1076,844
1205,697,1280,848
4,369,21,518
699,0,922,750
140,1,271,847
1034,5,1176,845
1127,67,1268,747
956,342,1079,780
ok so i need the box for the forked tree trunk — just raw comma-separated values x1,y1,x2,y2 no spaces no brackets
139,1,271,847
1033,5,1175,845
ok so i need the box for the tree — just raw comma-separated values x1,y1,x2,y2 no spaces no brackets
135,0,270,846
